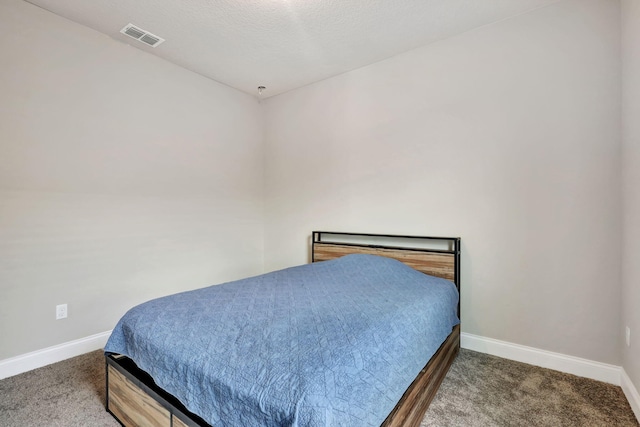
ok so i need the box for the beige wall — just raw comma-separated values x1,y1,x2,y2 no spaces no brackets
622,0,640,389
0,0,264,359
263,0,622,364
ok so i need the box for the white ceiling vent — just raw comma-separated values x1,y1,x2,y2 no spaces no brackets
120,23,165,47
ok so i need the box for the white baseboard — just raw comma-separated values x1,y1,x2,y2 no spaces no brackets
621,368,640,422
461,332,621,385
0,330,112,380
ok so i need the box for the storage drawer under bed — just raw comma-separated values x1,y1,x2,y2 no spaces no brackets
106,354,210,427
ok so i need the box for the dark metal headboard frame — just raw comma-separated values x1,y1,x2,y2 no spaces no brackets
312,231,461,316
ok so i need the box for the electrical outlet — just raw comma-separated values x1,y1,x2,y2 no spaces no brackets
626,326,631,347
56,304,67,320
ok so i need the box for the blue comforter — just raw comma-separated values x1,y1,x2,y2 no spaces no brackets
105,254,459,427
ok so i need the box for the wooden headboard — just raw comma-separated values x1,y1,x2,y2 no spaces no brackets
312,231,461,313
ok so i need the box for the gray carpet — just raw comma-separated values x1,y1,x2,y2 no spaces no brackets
0,349,637,427
421,350,638,427
0,350,116,427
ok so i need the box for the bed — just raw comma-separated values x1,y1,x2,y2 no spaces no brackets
104,231,461,427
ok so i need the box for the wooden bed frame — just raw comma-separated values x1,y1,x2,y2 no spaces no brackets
106,231,461,427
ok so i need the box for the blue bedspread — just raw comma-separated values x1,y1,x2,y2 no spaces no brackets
105,254,459,427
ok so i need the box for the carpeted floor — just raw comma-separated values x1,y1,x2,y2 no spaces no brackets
0,350,116,427
421,350,638,427
0,349,637,427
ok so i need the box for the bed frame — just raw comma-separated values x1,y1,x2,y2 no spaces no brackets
106,231,461,427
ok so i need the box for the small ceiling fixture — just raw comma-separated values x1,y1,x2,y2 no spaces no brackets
257,86,266,97
120,23,165,47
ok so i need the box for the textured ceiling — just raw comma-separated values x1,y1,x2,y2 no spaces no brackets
24,0,559,98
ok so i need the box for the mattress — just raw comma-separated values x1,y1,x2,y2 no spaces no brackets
104,254,460,427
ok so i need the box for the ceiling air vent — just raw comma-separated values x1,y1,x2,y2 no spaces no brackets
120,23,165,47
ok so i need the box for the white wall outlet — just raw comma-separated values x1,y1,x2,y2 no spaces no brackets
626,326,631,347
56,304,67,320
